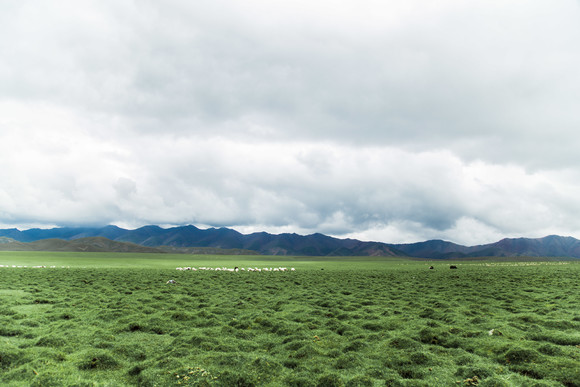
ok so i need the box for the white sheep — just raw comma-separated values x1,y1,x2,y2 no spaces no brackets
173,266,296,272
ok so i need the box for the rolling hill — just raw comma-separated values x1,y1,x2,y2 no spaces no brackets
0,237,164,253
0,236,259,255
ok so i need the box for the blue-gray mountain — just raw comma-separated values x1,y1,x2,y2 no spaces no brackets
1,226,580,258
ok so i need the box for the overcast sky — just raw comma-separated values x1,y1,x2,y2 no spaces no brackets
1,1,580,245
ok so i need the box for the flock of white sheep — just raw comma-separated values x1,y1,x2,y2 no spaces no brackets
0,264,296,272
175,266,295,272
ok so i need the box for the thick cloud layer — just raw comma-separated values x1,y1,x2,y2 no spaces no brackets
1,1,580,244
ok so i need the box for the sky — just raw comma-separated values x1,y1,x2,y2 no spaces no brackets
1,1,580,245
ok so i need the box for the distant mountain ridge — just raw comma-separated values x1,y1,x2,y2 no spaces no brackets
390,235,580,259
0,226,579,258
0,225,402,256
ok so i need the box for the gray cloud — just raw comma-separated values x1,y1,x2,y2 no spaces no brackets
1,1,580,244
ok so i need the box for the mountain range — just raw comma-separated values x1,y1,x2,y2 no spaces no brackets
1,225,580,259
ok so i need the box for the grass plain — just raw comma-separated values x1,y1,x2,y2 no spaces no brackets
0,252,579,386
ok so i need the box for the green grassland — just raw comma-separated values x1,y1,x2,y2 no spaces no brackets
1,252,579,386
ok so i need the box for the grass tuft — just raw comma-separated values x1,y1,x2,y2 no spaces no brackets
76,349,122,371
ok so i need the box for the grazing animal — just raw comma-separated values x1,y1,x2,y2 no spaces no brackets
166,279,177,284
429,266,434,270
450,265,458,269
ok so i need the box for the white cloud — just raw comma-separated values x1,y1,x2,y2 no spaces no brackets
7,126,580,244
2,1,580,244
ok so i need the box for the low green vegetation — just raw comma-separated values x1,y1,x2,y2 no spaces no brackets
1,252,579,386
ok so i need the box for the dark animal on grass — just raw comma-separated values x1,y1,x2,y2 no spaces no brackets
450,265,457,269
429,266,434,270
